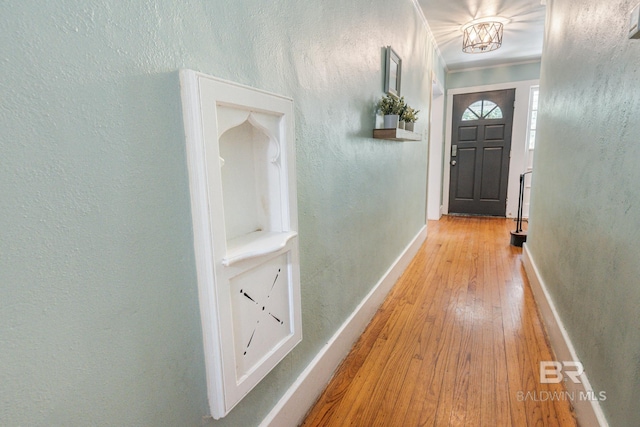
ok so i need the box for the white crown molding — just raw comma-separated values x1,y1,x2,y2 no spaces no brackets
410,0,449,72
447,58,541,74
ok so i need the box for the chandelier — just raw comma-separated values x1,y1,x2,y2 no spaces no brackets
462,19,504,53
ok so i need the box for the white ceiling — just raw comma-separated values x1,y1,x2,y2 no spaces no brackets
416,0,547,71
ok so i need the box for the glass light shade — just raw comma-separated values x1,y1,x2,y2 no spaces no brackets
462,21,503,53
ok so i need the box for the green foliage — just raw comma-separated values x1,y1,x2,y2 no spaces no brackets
378,94,405,115
402,106,420,123
378,95,419,122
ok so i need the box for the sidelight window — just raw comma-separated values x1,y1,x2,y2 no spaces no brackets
527,86,540,149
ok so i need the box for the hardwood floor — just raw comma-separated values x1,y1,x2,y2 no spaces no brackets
302,216,576,427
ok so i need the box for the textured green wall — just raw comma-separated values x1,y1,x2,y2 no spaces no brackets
0,1,439,425
446,61,540,90
527,0,640,425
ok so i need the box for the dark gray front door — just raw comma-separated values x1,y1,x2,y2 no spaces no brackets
448,89,515,216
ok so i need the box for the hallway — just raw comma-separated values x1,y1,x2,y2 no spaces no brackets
302,216,576,426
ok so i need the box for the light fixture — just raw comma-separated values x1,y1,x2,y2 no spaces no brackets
462,18,506,53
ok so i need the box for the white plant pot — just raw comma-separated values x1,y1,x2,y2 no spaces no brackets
405,122,414,132
383,114,399,129
398,120,405,130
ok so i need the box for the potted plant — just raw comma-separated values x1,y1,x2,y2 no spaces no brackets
378,94,405,129
402,106,419,132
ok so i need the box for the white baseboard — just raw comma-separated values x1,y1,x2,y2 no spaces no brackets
259,225,428,427
522,244,609,427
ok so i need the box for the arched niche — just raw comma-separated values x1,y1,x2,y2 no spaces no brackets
219,114,282,242
180,70,301,419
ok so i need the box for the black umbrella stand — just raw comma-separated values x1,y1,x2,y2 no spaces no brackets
510,171,532,247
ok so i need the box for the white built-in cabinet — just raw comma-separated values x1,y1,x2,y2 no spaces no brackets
179,69,302,419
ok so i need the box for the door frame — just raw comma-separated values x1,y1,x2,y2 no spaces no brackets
427,74,445,220
443,79,539,217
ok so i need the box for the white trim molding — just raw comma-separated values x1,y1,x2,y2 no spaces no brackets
410,0,447,72
447,58,541,74
260,225,428,427
427,74,445,221
522,244,609,427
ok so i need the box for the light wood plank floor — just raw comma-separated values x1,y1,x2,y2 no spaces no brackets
302,216,576,427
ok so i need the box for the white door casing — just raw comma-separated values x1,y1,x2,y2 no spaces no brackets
428,75,445,220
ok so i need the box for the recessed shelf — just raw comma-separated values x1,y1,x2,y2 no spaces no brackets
373,128,422,141
223,231,298,266
180,69,302,419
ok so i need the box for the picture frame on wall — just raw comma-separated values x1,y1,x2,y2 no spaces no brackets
384,46,402,97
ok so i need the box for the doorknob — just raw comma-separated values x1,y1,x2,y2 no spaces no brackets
451,160,457,166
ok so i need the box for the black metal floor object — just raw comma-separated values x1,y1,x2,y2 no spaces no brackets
510,171,532,247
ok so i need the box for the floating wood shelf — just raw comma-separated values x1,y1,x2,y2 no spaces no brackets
373,128,421,141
